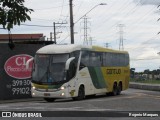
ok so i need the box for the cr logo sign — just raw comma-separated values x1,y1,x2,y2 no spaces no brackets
4,54,33,79
15,57,27,66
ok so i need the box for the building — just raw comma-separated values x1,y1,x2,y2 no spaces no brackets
0,34,45,43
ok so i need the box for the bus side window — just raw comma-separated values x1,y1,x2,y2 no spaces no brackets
105,53,112,67
125,54,129,66
70,51,80,65
67,51,80,79
79,51,89,70
89,52,101,67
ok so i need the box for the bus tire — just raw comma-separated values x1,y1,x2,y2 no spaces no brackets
44,98,55,102
112,83,118,96
73,85,85,100
117,83,122,95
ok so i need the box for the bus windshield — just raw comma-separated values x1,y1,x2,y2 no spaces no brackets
32,54,69,84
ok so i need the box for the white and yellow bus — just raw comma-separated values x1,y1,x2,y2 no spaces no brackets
30,44,130,102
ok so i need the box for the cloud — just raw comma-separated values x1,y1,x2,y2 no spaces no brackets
134,0,160,6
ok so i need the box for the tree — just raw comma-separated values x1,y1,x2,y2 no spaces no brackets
0,0,33,30
144,69,150,74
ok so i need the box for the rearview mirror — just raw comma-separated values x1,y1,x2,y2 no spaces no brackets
26,57,34,69
65,57,75,70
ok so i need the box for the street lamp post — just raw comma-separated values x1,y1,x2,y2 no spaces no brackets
74,3,107,24
69,1,107,44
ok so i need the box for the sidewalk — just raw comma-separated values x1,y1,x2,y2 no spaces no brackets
129,82,160,91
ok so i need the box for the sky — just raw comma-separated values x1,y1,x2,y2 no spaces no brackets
1,0,160,72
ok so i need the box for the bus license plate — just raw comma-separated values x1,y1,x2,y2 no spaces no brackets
44,93,50,96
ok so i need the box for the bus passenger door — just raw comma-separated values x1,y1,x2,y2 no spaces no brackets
79,51,95,95
78,66,94,95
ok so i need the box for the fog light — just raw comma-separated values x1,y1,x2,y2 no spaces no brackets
32,93,35,96
61,93,65,96
32,86,36,90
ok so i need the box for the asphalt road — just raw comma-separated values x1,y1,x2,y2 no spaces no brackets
0,88,160,120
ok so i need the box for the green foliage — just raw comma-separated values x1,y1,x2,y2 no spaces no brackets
130,78,160,84
0,0,34,30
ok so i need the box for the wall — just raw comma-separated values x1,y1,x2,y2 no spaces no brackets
0,43,44,100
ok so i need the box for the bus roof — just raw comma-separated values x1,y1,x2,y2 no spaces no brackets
36,44,91,54
36,44,128,54
92,46,128,54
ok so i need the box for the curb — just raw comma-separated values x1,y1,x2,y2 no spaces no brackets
129,82,160,91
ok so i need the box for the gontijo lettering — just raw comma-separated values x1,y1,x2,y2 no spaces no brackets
107,69,121,74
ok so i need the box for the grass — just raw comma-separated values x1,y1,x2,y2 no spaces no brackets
130,78,160,84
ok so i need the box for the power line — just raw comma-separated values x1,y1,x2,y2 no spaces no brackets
20,24,54,27
126,6,156,34
34,4,68,11
31,18,58,22
95,0,151,36
127,35,158,51
92,2,157,51
52,22,67,43
74,1,84,17
124,7,158,51
59,0,65,21
104,2,141,32
58,25,70,44
59,34,70,44
93,0,119,24
20,24,67,28
93,0,132,32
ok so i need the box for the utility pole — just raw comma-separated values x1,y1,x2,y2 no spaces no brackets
52,22,67,44
53,22,56,44
118,24,125,51
50,32,53,42
69,0,74,44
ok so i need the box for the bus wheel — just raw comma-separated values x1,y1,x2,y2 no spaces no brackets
44,98,55,102
117,83,122,95
74,86,85,100
112,83,118,96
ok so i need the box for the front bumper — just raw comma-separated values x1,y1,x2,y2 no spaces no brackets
31,88,69,99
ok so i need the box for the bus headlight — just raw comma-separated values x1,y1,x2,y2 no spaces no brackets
60,86,65,90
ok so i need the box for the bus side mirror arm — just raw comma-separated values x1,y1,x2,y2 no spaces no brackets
65,57,75,70
26,57,34,69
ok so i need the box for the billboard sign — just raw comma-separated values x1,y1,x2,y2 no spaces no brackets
4,54,33,79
